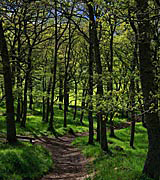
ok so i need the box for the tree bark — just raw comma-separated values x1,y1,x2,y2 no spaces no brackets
42,76,46,122
87,0,108,152
45,76,52,123
136,0,160,178
73,80,77,120
59,70,63,110
64,22,72,128
48,0,58,131
80,88,86,125
129,13,138,148
0,20,17,143
88,21,94,144
21,49,32,127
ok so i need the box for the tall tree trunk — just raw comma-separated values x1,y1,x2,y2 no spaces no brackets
16,69,22,123
88,21,94,144
21,75,28,127
129,66,136,148
59,70,63,110
87,1,108,152
48,0,58,131
42,76,46,122
64,78,68,128
16,25,22,123
80,88,86,125
0,20,17,143
45,76,52,122
73,80,77,120
21,50,32,127
29,79,33,110
136,0,160,179
129,13,138,148
64,22,72,128
108,17,116,138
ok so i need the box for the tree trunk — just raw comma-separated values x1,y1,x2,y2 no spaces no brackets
16,67,22,123
64,22,72,128
64,78,68,128
73,80,77,120
129,14,137,148
45,76,52,122
88,21,94,144
87,0,108,151
59,71,63,110
29,79,33,110
21,76,28,127
109,112,115,137
21,47,32,127
48,0,58,132
80,88,86,125
0,20,17,143
42,76,46,122
136,0,160,178
108,17,116,138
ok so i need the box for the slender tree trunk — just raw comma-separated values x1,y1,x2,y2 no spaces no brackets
66,86,69,111
136,0,160,178
42,76,46,122
48,0,58,131
11,49,16,86
129,14,138,148
88,21,94,144
59,71,63,110
96,113,100,142
16,97,21,123
0,20,17,143
29,79,33,110
73,80,77,120
64,22,72,128
21,75,28,127
16,67,22,123
129,72,136,148
87,1,108,151
45,76,52,122
21,45,32,127
80,88,86,125
108,19,116,138
64,78,68,128
109,112,115,137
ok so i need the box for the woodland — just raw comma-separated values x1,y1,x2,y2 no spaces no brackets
0,0,160,179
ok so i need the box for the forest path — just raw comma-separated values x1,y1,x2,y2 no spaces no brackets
38,132,91,180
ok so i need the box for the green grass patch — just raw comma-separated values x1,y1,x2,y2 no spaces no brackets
0,142,53,180
72,123,152,180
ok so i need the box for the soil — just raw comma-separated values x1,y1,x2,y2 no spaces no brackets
37,132,91,180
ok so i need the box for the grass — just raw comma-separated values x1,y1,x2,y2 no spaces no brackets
0,104,91,137
0,102,137,180
72,123,152,180
0,141,52,180
0,103,93,180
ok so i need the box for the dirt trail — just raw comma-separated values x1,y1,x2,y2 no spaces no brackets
38,132,90,180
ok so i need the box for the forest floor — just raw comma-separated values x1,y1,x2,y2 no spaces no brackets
37,122,132,180
37,132,92,180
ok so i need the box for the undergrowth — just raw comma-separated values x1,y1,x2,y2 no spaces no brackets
0,141,52,180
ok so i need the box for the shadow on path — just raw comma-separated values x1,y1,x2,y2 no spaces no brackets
37,132,91,180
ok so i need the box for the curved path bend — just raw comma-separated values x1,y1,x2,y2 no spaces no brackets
38,132,91,180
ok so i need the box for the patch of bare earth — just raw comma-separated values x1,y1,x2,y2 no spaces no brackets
38,132,91,180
